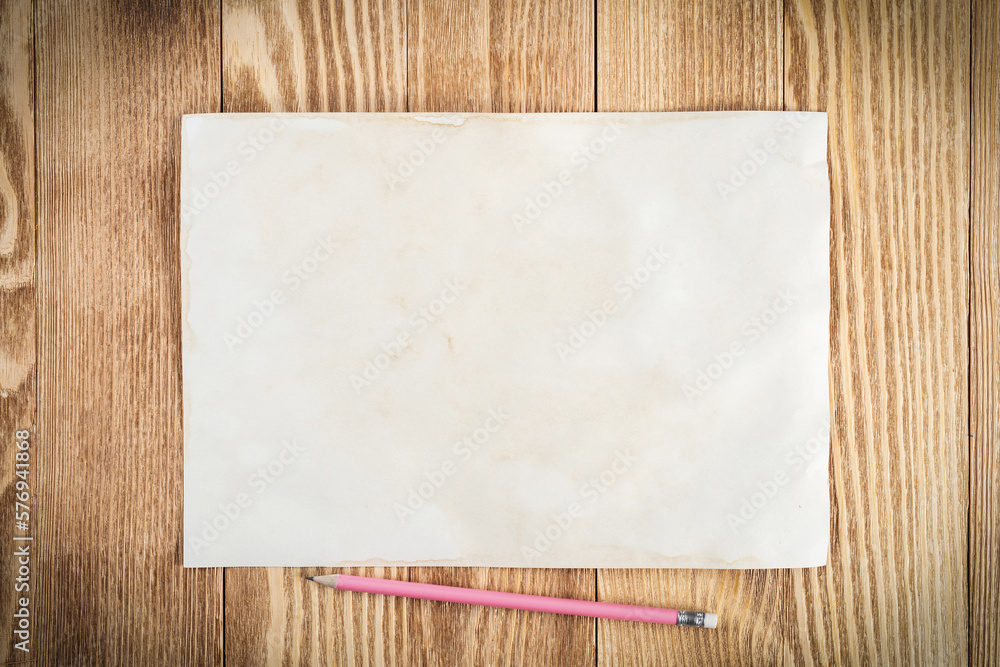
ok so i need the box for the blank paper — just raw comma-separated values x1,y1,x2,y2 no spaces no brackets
180,112,830,568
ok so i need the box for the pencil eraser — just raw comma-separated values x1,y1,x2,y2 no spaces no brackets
703,613,718,629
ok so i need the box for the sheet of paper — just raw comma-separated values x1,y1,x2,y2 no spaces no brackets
180,112,830,568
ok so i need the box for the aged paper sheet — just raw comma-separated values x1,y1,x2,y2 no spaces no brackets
181,112,830,568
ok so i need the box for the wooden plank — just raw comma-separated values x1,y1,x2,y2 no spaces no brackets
599,0,971,664
782,0,969,664
971,0,999,664
596,1,790,665
221,2,411,665
33,0,222,663
409,0,594,113
223,0,407,112
597,0,783,111
407,1,595,665
404,568,594,666
221,1,595,665
225,566,412,666
0,0,35,660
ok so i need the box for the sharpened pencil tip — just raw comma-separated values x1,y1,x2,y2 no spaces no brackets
306,576,315,581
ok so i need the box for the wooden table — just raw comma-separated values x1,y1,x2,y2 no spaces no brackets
0,0,996,664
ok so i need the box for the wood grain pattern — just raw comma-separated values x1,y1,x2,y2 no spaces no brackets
409,0,594,112
0,0,35,661
223,0,407,112
33,0,222,663
222,3,413,666
222,2,596,665
971,0,999,664
0,0,990,664
407,1,595,664
784,0,969,664
597,2,791,665
597,0,972,664
226,566,412,666
404,568,594,667
597,0,783,111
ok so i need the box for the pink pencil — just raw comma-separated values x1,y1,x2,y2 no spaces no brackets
307,574,717,628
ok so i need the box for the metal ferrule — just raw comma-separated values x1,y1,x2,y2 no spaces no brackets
676,610,709,627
